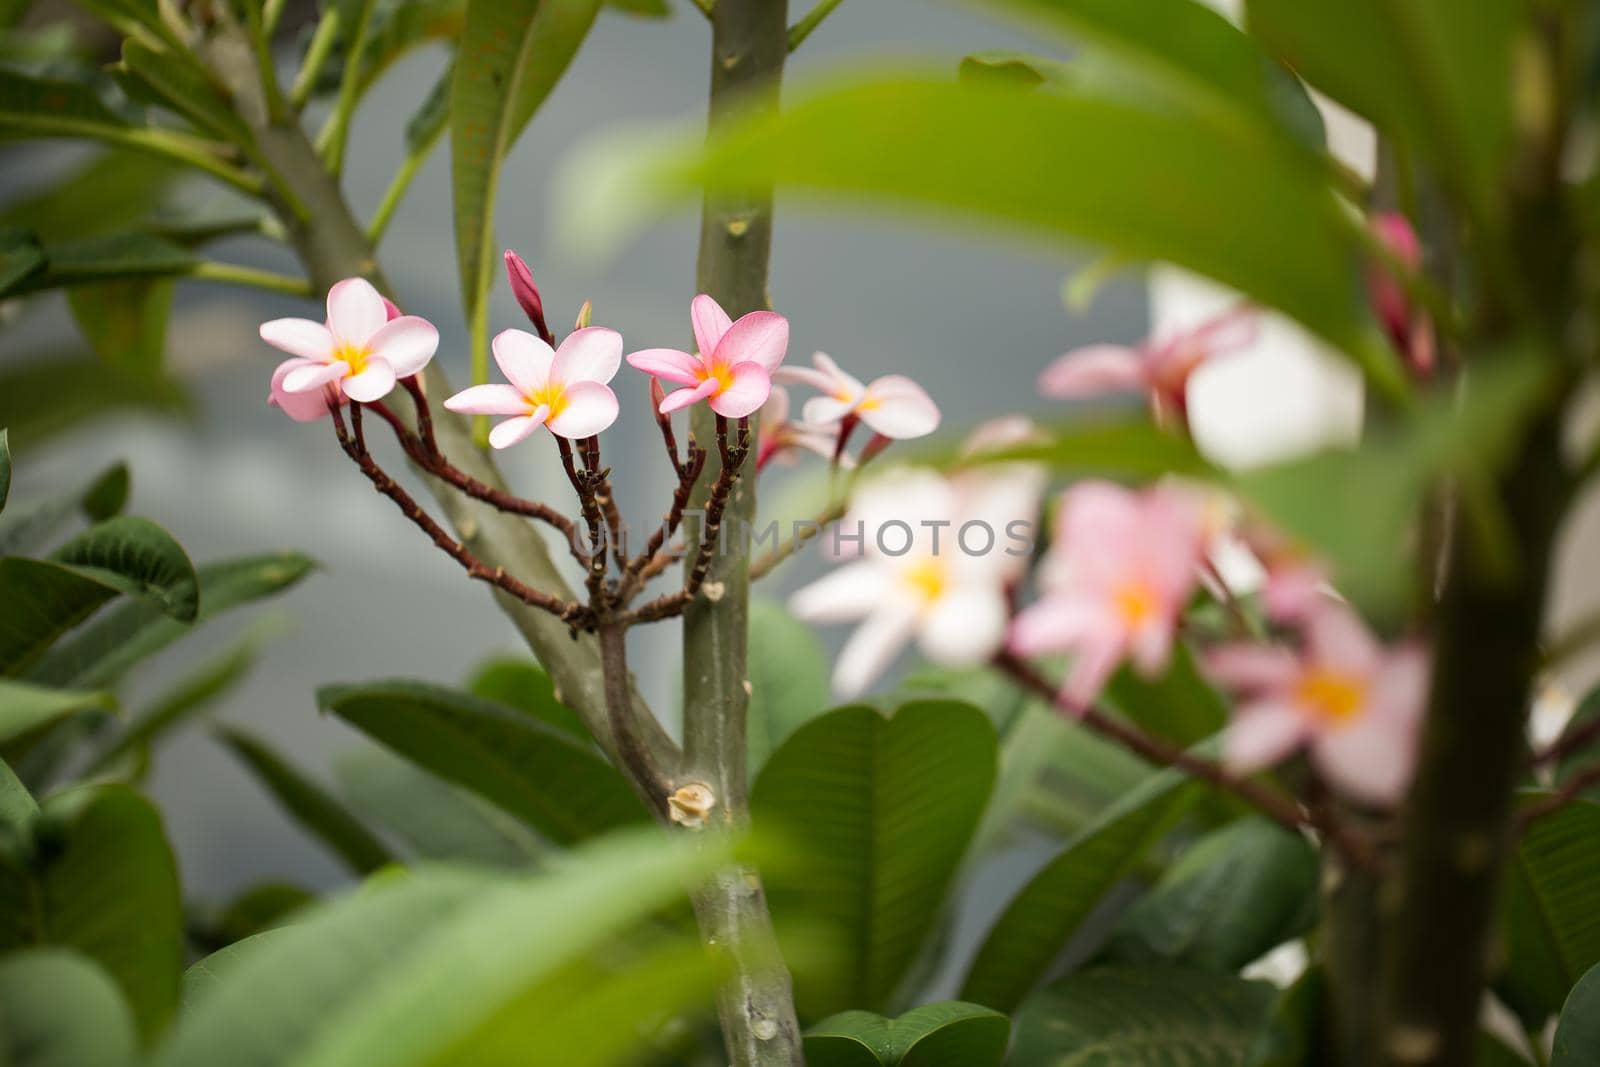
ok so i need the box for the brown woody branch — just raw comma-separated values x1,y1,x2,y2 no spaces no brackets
558,435,610,608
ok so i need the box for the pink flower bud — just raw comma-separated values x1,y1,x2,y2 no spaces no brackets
504,249,551,342
1366,213,1435,378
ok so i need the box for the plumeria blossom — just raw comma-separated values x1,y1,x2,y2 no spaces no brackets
1207,604,1428,806
1010,481,1209,708
791,469,1021,698
776,352,941,440
1038,305,1257,426
756,386,849,469
261,277,439,405
955,416,1048,581
626,294,787,418
444,326,622,447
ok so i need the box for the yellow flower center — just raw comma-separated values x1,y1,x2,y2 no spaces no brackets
902,558,946,604
709,363,736,393
526,383,568,420
1295,668,1368,724
1112,580,1158,626
333,341,371,375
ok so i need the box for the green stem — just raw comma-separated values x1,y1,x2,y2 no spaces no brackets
682,1,802,1064
318,0,377,172
786,0,844,51
8,121,262,196
367,135,438,243
289,7,341,112
186,261,312,295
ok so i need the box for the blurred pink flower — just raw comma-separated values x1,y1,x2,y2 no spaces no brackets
1010,481,1208,708
790,469,1017,698
444,326,622,447
261,277,438,405
1207,604,1428,806
776,352,941,439
1038,305,1256,425
626,294,787,419
756,386,848,470
1367,212,1435,377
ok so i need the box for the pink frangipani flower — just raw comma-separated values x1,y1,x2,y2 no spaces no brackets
261,277,438,405
1009,481,1208,708
790,469,1019,698
444,326,622,447
1207,604,1428,806
1038,305,1257,425
626,294,787,419
756,386,849,470
776,352,941,439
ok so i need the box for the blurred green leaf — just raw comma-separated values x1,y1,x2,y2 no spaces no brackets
0,679,114,744
1554,961,1600,1066
0,757,31,829
320,680,647,845
1103,817,1317,972
1499,796,1600,1028
465,656,588,740
0,784,183,1043
961,762,1202,1012
67,278,174,378
114,38,252,144
1011,966,1275,1064
334,746,541,868
452,0,601,379
982,418,1221,481
0,560,127,675
1246,968,1327,1067
201,883,316,951
957,50,1073,91
605,0,668,15
0,227,43,292
352,0,466,98
0,355,185,454
8,233,197,296
1245,0,1517,220
67,0,187,53
80,464,130,522
403,58,452,155
805,1001,1010,1067
158,830,725,1067
0,69,128,136
575,76,1398,390
1102,643,1230,747
752,701,997,1016
52,515,198,622
747,598,832,771
216,726,396,877
1241,355,1552,618
1480,1031,1537,1067
0,949,140,1067
1552,685,1600,805
0,152,179,242
30,552,315,689
85,632,264,778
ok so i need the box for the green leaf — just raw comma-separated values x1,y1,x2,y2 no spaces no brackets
465,655,588,740
0,150,179,242
1103,817,1318,972
1553,961,1600,1066
0,758,35,829
0,949,140,1067
751,701,998,1016
194,883,316,953
65,0,186,53
403,58,452,155
1240,355,1552,618
0,561,131,675
0,69,128,138
334,746,541,868
571,76,1395,389
30,552,315,689
1245,0,1517,220
67,278,174,378
1499,797,1600,1027
352,0,467,100
805,1002,1010,1067
604,0,668,15
747,598,832,771
958,51,1074,91
1247,968,1327,1067
961,763,1202,1012
114,38,251,144
50,515,198,622
982,418,1221,482
1102,642,1229,747
0,784,183,1043
0,227,44,293
1011,966,1276,1064
0,679,115,744
319,680,647,845
216,726,396,877
10,233,197,296
0,460,130,559
451,0,601,382
0,355,185,453
156,830,724,1067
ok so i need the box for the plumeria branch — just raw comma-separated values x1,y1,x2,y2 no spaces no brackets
748,498,846,580
1517,763,1600,829
331,401,590,627
995,651,1380,870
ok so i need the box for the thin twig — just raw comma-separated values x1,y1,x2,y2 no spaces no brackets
996,651,1379,870
749,498,846,580
619,412,707,603
559,436,610,607
583,436,627,568
1517,764,1600,829
1530,711,1600,769
332,404,589,626
787,0,845,51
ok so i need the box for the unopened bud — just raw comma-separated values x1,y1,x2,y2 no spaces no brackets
668,782,716,829
503,249,551,341
650,376,667,413
574,300,593,331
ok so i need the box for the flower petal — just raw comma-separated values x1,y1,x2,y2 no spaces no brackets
367,315,439,378
546,381,620,439
708,361,771,418
860,375,941,439
341,360,397,402
260,318,335,362
1063,632,1127,709
761,384,792,424
920,585,1007,666
493,329,556,395
660,378,719,414
691,293,732,359
713,310,788,373
801,395,855,426
489,414,545,449
1038,344,1146,398
326,277,388,345
1311,712,1418,806
1306,603,1382,675
443,383,530,416
1225,701,1311,773
1205,644,1302,693
832,599,921,699
269,359,337,422
626,348,703,386
552,326,623,385
790,561,892,622
773,365,838,392
283,360,350,393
